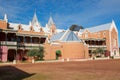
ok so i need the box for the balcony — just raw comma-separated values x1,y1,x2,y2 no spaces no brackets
0,41,17,46
88,45,107,48
0,41,6,45
24,43,32,46
31,43,40,47
24,43,40,47
7,41,17,45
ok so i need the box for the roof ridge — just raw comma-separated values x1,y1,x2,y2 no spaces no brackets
87,22,112,29
59,29,70,41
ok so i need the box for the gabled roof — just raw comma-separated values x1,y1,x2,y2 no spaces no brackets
87,23,112,33
79,22,112,33
50,30,82,42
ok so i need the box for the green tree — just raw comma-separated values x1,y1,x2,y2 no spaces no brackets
91,48,105,57
96,48,104,54
56,50,61,60
27,46,45,61
27,49,37,57
36,46,45,60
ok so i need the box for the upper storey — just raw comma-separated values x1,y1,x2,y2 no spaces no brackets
78,20,118,39
0,13,64,35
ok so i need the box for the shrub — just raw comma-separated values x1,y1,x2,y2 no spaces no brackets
56,50,61,60
27,46,45,61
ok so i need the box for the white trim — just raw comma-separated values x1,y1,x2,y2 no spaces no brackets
110,20,118,33
109,25,112,56
109,20,119,56
117,33,119,54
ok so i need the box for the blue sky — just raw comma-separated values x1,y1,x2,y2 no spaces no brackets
0,0,120,46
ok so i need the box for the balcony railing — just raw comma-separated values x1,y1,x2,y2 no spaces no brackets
24,43,32,46
32,43,40,47
0,41,42,48
0,41,6,45
7,41,17,45
24,43,40,47
88,45,107,48
0,41,17,45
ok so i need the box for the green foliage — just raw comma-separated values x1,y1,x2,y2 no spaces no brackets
92,50,97,54
37,46,45,60
91,48,105,57
96,48,104,54
56,50,61,60
27,46,45,60
27,49,38,57
56,50,61,56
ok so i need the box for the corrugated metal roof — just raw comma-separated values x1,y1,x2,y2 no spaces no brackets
87,23,112,32
87,23,112,33
79,22,112,33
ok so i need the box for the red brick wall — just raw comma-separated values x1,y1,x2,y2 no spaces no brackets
0,20,7,29
44,42,89,60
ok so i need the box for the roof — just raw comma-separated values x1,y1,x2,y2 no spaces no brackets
9,22,64,33
50,31,65,42
50,30,82,42
79,22,112,33
9,22,41,32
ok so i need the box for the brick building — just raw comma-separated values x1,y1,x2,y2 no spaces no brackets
0,12,119,62
78,21,119,57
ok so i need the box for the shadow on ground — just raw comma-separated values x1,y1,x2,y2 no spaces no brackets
0,65,35,80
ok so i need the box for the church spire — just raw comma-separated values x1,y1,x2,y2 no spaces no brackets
31,10,41,27
4,13,8,22
48,16,54,26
